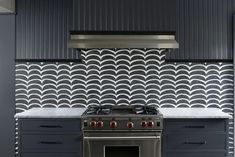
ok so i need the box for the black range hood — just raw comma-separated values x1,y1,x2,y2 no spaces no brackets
67,31,179,49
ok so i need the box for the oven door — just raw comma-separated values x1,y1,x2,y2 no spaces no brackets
83,132,161,157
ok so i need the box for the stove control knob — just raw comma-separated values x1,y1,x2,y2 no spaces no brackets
148,121,154,128
110,121,117,128
127,122,134,129
141,121,148,128
97,121,104,128
90,121,97,128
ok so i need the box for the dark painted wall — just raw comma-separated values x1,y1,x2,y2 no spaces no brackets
0,15,15,157
16,0,235,60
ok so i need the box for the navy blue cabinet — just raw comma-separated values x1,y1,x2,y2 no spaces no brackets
16,0,234,60
18,119,82,157
16,0,79,60
162,119,229,157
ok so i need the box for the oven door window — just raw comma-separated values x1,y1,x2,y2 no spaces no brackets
105,146,140,157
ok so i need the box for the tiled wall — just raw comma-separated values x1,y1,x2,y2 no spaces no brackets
15,49,234,154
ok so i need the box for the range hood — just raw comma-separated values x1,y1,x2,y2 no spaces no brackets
0,0,15,13
68,31,179,49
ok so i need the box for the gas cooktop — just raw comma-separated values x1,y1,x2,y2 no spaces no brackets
82,106,163,131
84,106,160,116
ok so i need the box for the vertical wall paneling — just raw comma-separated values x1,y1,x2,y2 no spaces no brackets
16,0,78,60
16,0,180,60
168,0,233,60
16,0,234,60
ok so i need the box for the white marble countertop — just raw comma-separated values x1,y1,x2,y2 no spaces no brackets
15,107,232,119
158,108,232,119
14,108,87,118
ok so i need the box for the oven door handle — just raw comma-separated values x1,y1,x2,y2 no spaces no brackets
84,136,161,140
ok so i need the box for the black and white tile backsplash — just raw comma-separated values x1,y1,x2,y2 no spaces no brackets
15,49,234,154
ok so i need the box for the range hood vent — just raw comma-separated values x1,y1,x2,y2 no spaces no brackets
0,0,15,13
68,31,179,49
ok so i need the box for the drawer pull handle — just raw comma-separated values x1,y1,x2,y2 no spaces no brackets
184,126,205,128
184,141,207,145
39,141,63,145
39,125,62,128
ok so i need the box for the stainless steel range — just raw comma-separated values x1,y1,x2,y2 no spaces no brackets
81,106,163,157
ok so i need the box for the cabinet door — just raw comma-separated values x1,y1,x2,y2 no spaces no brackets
165,151,226,157
165,133,226,150
21,134,82,152
162,119,229,157
21,153,81,157
20,119,81,132
16,0,79,60
166,0,233,60
165,119,227,133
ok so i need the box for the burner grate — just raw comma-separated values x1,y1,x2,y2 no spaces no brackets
134,106,158,115
86,106,112,115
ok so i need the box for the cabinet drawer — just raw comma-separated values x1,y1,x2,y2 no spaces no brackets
21,134,82,152
165,119,226,132
165,151,226,157
20,119,81,132
165,133,226,150
21,152,81,157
